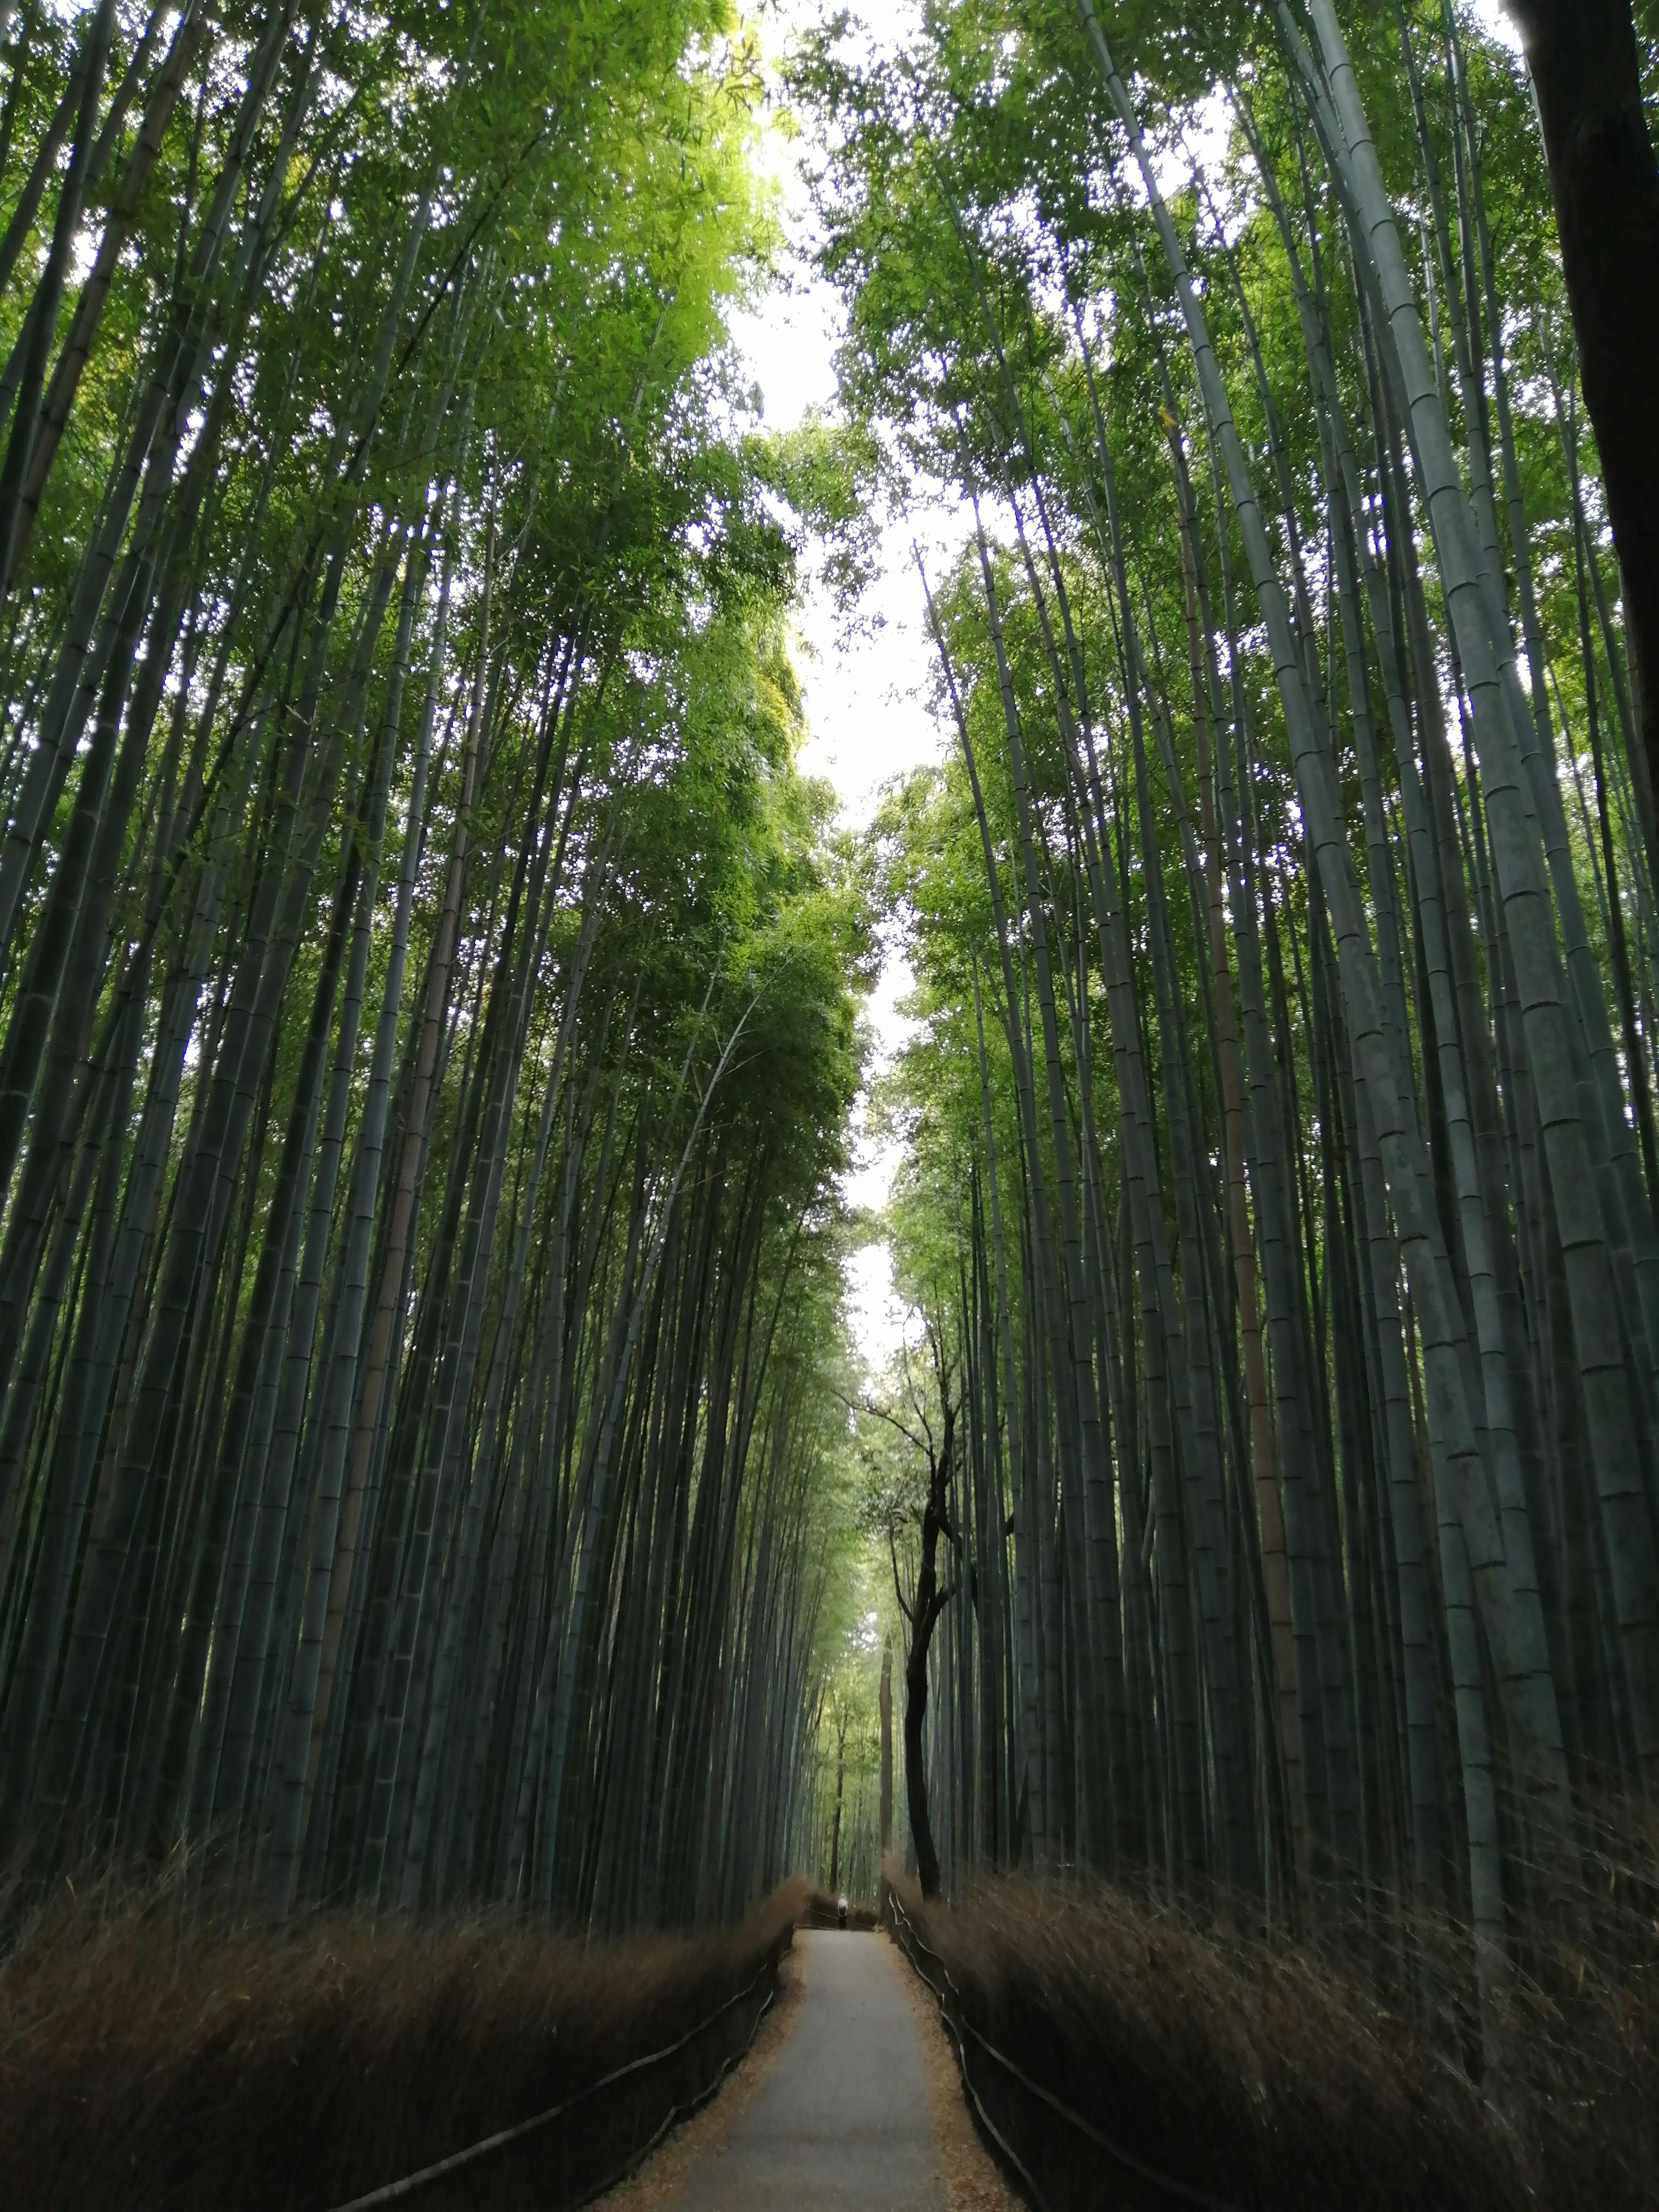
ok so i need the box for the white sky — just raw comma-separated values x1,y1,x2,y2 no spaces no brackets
730,2,963,1378
1472,1,1522,50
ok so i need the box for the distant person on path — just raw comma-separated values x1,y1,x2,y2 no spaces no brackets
837,1894,849,1930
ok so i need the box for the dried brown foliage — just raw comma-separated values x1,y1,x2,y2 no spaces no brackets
1511,1787,1659,2207
0,1867,806,2211
893,1805,1659,2212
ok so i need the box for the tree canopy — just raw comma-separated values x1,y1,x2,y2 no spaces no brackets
0,12,1656,2130
786,0,1659,2091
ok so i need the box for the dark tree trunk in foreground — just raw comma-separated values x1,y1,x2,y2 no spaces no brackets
879,1638,893,1858
1507,0,1659,851
828,1709,847,1891
899,1402,957,1899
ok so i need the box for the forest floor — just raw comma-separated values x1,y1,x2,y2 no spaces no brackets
0,1875,806,2211
598,1928,1018,2211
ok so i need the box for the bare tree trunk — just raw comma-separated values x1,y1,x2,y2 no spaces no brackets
1504,0,1659,857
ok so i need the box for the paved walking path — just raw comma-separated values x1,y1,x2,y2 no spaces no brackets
663,1930,944,2208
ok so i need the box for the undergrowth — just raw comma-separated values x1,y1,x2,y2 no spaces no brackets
894,1798,1658,2212
0,1866,805,2211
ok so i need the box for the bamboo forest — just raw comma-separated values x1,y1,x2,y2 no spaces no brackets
0,0,1656,2205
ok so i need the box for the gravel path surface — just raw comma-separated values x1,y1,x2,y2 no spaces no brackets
889,1933,1023,2211
593,1947,807,2211
653,1929,945,2209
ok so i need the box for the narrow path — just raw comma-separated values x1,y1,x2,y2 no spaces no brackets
661,1930,944,2209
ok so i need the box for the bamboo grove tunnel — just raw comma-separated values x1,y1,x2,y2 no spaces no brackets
0,2,1656,2205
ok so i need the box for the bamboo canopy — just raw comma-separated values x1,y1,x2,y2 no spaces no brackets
794,0,1659,2059
0,4,1655,2073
